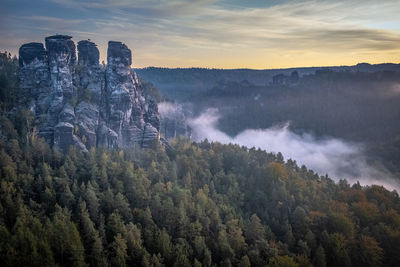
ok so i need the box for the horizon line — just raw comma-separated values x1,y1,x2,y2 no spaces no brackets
134,61,400,71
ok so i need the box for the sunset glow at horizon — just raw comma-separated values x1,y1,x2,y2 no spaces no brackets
1,0,399,69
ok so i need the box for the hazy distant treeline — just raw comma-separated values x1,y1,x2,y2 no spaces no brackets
138,65,400,177
136,63,400,100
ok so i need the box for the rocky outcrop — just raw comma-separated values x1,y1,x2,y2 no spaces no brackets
77,40,99,66
45,35,85,150
18,35,160,152
75,40,103,150
105,41,160,148
18,42,52,141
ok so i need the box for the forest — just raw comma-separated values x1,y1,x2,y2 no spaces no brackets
136,64,400,100
1,52,400,266
140,66,400,177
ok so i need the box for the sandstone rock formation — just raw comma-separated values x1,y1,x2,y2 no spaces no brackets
19,35,160,152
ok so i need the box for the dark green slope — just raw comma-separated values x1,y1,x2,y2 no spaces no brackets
1,52,400,267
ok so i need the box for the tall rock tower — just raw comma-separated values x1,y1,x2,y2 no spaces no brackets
18,35,161,152
75,40,103,149
45,35,86,151
18,42,51,141
105,41,160,148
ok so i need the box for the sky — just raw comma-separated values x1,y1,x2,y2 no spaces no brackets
1,0,400,69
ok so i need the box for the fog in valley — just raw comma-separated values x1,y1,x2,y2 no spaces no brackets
180,107,400,191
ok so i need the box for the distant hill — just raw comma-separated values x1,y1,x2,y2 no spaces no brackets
137,65,400,177
136,63,400,100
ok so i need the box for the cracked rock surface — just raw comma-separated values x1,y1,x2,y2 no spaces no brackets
19,35,160,152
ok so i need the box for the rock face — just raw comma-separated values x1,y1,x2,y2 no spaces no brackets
75,40,103,150
19,35,160,152
105,41,160,149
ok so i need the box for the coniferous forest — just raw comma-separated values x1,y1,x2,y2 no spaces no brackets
1,52,400,267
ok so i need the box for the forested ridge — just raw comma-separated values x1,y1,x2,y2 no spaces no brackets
1,52,400,267
136,64,400,100
146,67,400,176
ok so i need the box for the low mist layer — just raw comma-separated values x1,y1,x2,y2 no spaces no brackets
158,102,185,119
189,108,400,191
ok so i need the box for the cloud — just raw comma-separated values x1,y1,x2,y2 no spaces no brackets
158,102,185,119
1,0,400,68
387,83,400,96
47,0,217,17
189,109,400,191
